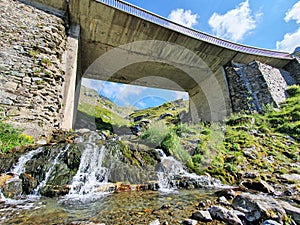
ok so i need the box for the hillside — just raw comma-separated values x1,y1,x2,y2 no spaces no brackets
74,85,300,186
75,85,132,131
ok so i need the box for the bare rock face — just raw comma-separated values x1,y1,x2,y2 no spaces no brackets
232,193,286,223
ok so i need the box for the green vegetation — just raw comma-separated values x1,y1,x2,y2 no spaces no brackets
78,102,129,131
129,99,188,125
205,85,300,184
141,121,169,147
0,121,34,153
134,85,300,185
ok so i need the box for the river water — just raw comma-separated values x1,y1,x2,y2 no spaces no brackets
0,189,217,224
0,131,222,224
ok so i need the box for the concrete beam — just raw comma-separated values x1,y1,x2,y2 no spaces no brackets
61,24,80,130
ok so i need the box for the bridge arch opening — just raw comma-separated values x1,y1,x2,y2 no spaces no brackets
74,40,229,128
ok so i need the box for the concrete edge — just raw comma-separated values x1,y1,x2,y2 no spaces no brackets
61,24,80,130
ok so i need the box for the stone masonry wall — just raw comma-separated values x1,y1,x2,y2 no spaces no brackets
284,57,300,84
224,63,254,113
0,0,67,139
225,60,296,113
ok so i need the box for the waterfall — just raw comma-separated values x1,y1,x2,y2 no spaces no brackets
32,144,70,195
68,132,110,197
155,149,220,191
155,149,186,191
0,190,6,202
10,147,44,175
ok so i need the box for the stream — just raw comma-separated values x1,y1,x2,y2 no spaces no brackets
0,131,223,225
0,189,218,224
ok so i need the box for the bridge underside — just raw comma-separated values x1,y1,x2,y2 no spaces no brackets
67,0,292,123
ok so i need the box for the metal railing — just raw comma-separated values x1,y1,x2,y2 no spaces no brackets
97,0,292,59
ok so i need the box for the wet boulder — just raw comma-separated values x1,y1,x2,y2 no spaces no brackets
232,193,286,223
40,184,70,197
241,180,275,194
19,173,37,194
209,205,243,225
1,176,23,198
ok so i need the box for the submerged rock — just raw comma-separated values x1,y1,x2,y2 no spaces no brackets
209,205,243,225
181,219,197,225
191,210,212,222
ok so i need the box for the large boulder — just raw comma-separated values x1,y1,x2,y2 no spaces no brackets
232,193,286,223
209,205,243,225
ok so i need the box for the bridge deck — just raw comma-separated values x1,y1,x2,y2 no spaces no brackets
97,0,291,60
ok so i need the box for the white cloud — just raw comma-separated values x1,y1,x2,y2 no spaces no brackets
175,91,189,100
276,1,300,53
276,27,300,52
100,82,125,100
168,8,198,28
117,85,143,101
208,0,259,42
81,78,101,92
285,1,300,23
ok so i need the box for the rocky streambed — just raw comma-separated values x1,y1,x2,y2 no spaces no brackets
0,130,300,225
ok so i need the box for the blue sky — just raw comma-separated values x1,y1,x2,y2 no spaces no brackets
82,0,300,109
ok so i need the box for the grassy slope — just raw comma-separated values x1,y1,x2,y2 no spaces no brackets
129,99,189,125
76,86,130,130
2,84,299,186
0,121,34,153
197,85,300,184
135,85,300,185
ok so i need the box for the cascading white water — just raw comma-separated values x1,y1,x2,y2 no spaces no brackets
32,144,70,195
68,132,110,198
10,147,44,175
155,149,186,191
155,149,220,192
0,190,6,202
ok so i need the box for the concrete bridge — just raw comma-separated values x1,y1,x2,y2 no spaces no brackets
27,0,298,128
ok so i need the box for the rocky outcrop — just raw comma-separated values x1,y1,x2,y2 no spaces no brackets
0,0,67,139
225,60,297,113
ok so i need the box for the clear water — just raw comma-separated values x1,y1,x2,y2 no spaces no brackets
0,189,217,225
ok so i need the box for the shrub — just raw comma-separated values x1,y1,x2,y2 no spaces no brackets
141,121,169,147
161,131,191,163
0,121,34,153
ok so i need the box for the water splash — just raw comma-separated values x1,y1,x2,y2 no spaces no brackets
10,147,44,175
32,144,70,195
155,149,221,192
156,149,185,192
0,190,6,202
67,132,112,201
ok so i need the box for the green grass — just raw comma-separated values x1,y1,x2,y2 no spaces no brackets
0,121,34,153
141,121,169,147
136,85,300,185
204,85,300,184
78,102,130,128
